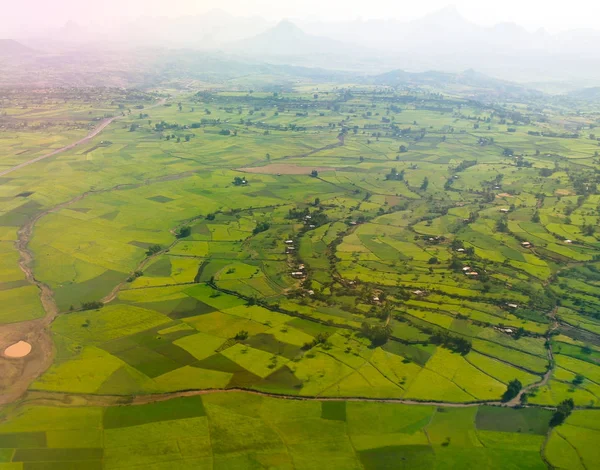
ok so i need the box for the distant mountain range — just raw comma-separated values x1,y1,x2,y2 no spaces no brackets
5,7,600,89
227,20,356,57
236,8,600,85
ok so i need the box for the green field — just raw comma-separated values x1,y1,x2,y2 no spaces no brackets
0,393,575,469
1,83,600,468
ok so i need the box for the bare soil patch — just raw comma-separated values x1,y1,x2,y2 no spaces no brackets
4,341,32,358
555,189,573,196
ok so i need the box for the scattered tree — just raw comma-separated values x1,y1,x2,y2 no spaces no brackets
146,244,162,256
234,330,249,340
81,301,104,311
550,399,574,427
176,226,191,238
502,379,523,402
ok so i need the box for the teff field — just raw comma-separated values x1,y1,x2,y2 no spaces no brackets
0,84,599,469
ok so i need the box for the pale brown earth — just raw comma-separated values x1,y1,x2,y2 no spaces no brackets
0,99,166,405
555,189,573,196
3,341,32,358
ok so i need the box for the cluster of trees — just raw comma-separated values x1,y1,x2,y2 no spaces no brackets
478,137,494,146
361,322,392,346
550,399,574,427
176,226,191,239
286,207,329,228
302,332,331,351
154,120,183,131
80,301,104,311
308,211,329,228
126,271,143,283
252,222,270,235
454,160,477,172
385,168,405,181
515,158,533,168
501,379,522,402
570,172,598,196
582,224,595,237
450,240,474,255
234,330,249,341
190,119,221,128
429,331,472,355
538,168,556,178
528,130,580,139
495,217,509,233
145,244,162,257
287,207,310,220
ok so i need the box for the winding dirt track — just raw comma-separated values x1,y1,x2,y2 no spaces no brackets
0,118,116,178
0,118,562,411
0,98,166,179
0,101,169,405
22,388,508,408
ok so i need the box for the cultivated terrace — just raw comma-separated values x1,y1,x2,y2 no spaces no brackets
0,84,599,469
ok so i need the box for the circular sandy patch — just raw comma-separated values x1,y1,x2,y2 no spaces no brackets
4,341,32,358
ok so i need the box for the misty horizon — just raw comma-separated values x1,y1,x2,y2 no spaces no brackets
3,1,600,91
4,1,600,37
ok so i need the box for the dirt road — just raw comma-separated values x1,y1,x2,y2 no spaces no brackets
0,118,116,178
21,388,505,409
0,99,170,405
0,98,166,178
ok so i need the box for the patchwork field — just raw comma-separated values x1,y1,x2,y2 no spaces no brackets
0,393,570,470
1,85,599,468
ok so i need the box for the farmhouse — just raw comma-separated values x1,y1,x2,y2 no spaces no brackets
507,303,518,309
456,248,465,252
499,208,509,213
521,241,532,248
372,296,380,302
291,271,305,278
466,271,478,276
285,240,294,244
565,239,572,244
412,290,425,296
462,266,471,271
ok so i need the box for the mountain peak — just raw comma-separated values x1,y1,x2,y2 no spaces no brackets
230,19,351,56
272,20,305,34
425,5,466,21
0,39,34,56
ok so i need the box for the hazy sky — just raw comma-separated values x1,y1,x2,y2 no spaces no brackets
2,0,600,35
